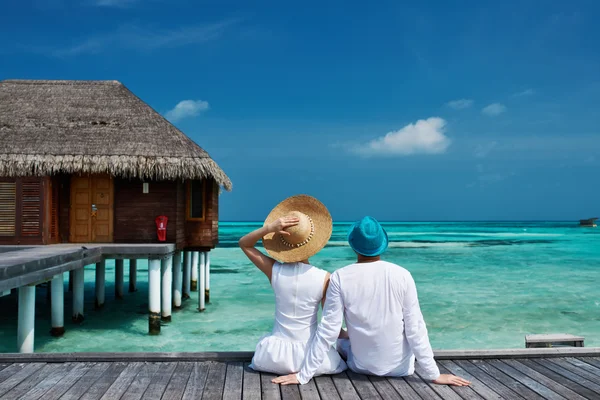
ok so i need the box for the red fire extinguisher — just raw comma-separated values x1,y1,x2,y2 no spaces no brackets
155,216,168,242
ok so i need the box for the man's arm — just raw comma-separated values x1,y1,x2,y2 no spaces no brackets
402,273,470,387
402,273,441,381
273,272,345,385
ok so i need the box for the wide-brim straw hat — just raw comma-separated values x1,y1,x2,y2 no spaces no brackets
262,195,332,263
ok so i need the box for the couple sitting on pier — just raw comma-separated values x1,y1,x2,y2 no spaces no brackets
239,195,470,387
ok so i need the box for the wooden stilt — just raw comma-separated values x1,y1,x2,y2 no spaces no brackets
199,252,206,312
148,259,161,335
115,259,124,299
205,251,211,303
182,251,191,300
95,261,105,309
191,251,199,291
50,274,65,337
161,255,173,322
173,251,182,309
72,268,84,323
18,285,35,353
129,259,137,292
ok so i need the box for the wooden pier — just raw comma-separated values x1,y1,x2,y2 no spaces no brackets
0,349,599,399
0,244,212,352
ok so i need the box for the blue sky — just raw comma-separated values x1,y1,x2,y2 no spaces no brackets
1,0,599,221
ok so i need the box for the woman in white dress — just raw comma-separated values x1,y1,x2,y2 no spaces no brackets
239,195,347,376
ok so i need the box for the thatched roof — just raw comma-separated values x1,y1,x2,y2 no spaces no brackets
0,80,231,190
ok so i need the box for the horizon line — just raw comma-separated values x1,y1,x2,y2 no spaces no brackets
219,220,582,223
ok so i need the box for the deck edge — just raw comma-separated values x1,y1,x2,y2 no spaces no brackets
0,348,599,362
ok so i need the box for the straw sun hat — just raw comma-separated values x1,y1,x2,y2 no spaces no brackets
262,195,333,263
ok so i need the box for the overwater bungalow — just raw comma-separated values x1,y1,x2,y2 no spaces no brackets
0,79,231,247
0,79,231,351
579,217,598,227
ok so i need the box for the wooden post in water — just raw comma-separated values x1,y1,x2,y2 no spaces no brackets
129,259,137,292
17,285,35,353
205,251,211,303
199,252,206,312
161,255,173,322
148,259,161,335
95,260,105,309
50,274,65,337
72,267,84,323
172,251,182,309
191,251,199,291
182,251,191,300
115,259,124,299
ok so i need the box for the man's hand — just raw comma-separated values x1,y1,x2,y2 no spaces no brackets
272,374,300,385
433,373,471,386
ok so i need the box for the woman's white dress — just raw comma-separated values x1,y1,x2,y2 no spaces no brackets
250,262,347,375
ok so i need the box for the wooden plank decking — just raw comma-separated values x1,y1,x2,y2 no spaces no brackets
1,357,600,399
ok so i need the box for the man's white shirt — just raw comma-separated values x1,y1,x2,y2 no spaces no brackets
297,260,440,384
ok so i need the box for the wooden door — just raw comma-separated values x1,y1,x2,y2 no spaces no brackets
70,176,91,242
70,175,114,243
92,175,113,242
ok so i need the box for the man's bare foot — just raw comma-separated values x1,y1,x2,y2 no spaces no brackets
433,374,471,386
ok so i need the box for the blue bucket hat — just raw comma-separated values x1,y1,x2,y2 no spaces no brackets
348,216,388,257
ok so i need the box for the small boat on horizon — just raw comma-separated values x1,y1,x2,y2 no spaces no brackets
579,217,598,227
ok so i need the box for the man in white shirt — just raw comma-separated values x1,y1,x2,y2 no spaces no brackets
273,216,470,386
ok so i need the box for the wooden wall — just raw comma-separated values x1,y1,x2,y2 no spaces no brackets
113,178,181,246
185,179,219,249
56,174,71,243
44,175,60,245
114,178,218,249
176,180,186,249
0,175,220,249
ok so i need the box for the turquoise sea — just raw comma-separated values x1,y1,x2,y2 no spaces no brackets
0,222,599,353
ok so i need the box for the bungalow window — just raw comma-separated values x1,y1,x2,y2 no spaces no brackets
187,180,205,221
0,181,17,236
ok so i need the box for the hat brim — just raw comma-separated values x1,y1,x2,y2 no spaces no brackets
262,195,332,263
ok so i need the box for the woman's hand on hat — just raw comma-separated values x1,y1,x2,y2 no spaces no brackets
268,216,300,235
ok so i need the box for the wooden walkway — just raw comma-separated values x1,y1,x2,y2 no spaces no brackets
0,243,175,293
1,357,600,399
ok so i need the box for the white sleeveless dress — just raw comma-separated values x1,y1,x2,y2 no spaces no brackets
250,262,347,375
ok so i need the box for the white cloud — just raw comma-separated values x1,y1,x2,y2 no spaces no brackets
165,100,210,122
467,164,516,188
513,89,535,97
353,117,450,156
446,99,473,110
51,19,240,56
94,0,138,7
482,103,507,117
474,141,498,158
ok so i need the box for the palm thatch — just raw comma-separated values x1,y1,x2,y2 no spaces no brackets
0,80,232,190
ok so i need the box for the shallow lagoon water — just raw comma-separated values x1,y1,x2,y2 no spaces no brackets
0,222,598,352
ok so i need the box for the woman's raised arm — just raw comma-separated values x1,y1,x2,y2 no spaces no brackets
238,216,299,281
